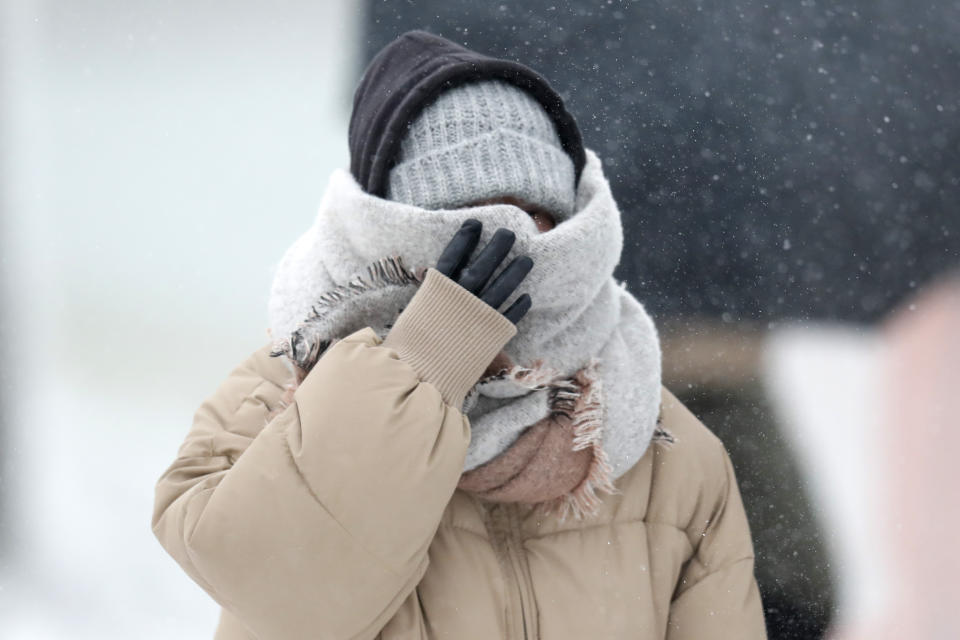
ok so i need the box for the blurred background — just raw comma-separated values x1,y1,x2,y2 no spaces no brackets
1,1,957,639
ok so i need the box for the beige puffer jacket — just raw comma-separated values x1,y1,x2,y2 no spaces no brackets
153,268,766,639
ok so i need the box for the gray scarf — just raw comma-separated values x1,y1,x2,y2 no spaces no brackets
267,149,663,518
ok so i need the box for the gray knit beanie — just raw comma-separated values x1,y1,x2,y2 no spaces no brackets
386,79,576,220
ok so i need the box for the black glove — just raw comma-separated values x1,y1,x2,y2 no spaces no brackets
435,219,533,324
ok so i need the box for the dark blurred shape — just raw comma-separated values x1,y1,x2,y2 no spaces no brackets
362,0,960,324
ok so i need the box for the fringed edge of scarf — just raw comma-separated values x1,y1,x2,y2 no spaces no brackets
468,357,675,523
472,357,620,523
534,358,622,523
268,255,426,374
534,392,675,523
263,255,426,421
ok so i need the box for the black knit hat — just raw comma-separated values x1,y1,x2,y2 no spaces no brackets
348,30,586,199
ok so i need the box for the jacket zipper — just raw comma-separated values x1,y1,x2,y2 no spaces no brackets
487,502,538,640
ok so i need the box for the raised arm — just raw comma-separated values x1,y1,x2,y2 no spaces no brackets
152,267,516,640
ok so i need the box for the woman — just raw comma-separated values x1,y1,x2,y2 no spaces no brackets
153,31,766,639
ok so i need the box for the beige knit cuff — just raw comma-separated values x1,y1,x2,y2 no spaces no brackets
382,267,518,409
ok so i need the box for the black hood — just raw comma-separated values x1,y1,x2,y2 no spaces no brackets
348,30,586,199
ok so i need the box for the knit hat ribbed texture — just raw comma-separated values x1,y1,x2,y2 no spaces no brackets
386,79,576,219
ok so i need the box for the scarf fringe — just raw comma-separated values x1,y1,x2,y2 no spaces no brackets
486,357,622,523
537,397,675,522
269,255,426,372
307,255,425,318
537,357,622,523
477,358,562,389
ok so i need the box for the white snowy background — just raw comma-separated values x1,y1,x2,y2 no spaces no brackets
0,1,359,638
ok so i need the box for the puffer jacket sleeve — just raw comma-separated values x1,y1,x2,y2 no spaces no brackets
152,267,516,640
666,444,767,639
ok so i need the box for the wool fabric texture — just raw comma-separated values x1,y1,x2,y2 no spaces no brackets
349,30,586,198
267,149,662,518
385,79,576,220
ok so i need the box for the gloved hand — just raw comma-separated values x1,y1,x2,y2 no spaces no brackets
435,219,533,324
